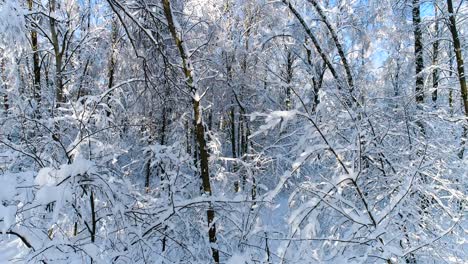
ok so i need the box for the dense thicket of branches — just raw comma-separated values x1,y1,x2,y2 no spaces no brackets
0,0,466,263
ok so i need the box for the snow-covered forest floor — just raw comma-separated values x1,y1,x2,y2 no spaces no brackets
0,0,467,263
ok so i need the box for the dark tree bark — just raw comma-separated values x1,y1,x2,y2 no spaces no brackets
306,0,355,94
283,0,357,106
226,59,239,192
284,50,294,109
1,58,8,114
446,0,468,158
432,5,440,103
90,190,96,243
49,0,64,106
161,0,219,261
28,0,41,107
106,19,119,117
413,0,425,104
305,42,325,113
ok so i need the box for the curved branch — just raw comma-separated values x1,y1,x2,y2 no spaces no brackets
5,230,34,250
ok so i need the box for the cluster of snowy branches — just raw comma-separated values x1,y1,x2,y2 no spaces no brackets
0,0,466,263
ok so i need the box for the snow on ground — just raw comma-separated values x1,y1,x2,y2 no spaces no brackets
0,238,26,264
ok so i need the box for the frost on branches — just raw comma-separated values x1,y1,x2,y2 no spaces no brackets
0,0,466,263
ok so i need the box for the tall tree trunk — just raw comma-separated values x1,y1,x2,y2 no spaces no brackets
230,105,239,192
90,190,96,243
159,104,168,252
413,0,425,105
407,2,427,262
144,113,156,193
284,50,294,109
185,119,191,155
193,99,218,262
449,58,454,115
446,0,468,158
1,58,7,114
49,0,65,144
49,0,64,106
106,19,118,116
412,0,426,143
432,5,440,103
239,18,252,195
226,59,239,192
144,141,152,193
161,1,218,262
305,42,325,112
28,0,41,108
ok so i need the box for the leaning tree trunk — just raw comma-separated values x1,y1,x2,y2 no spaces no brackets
446,0,468,158
161,0,219,262
306,0,355,95
283,0,357,107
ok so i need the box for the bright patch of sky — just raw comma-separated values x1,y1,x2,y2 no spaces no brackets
370,1,435,68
